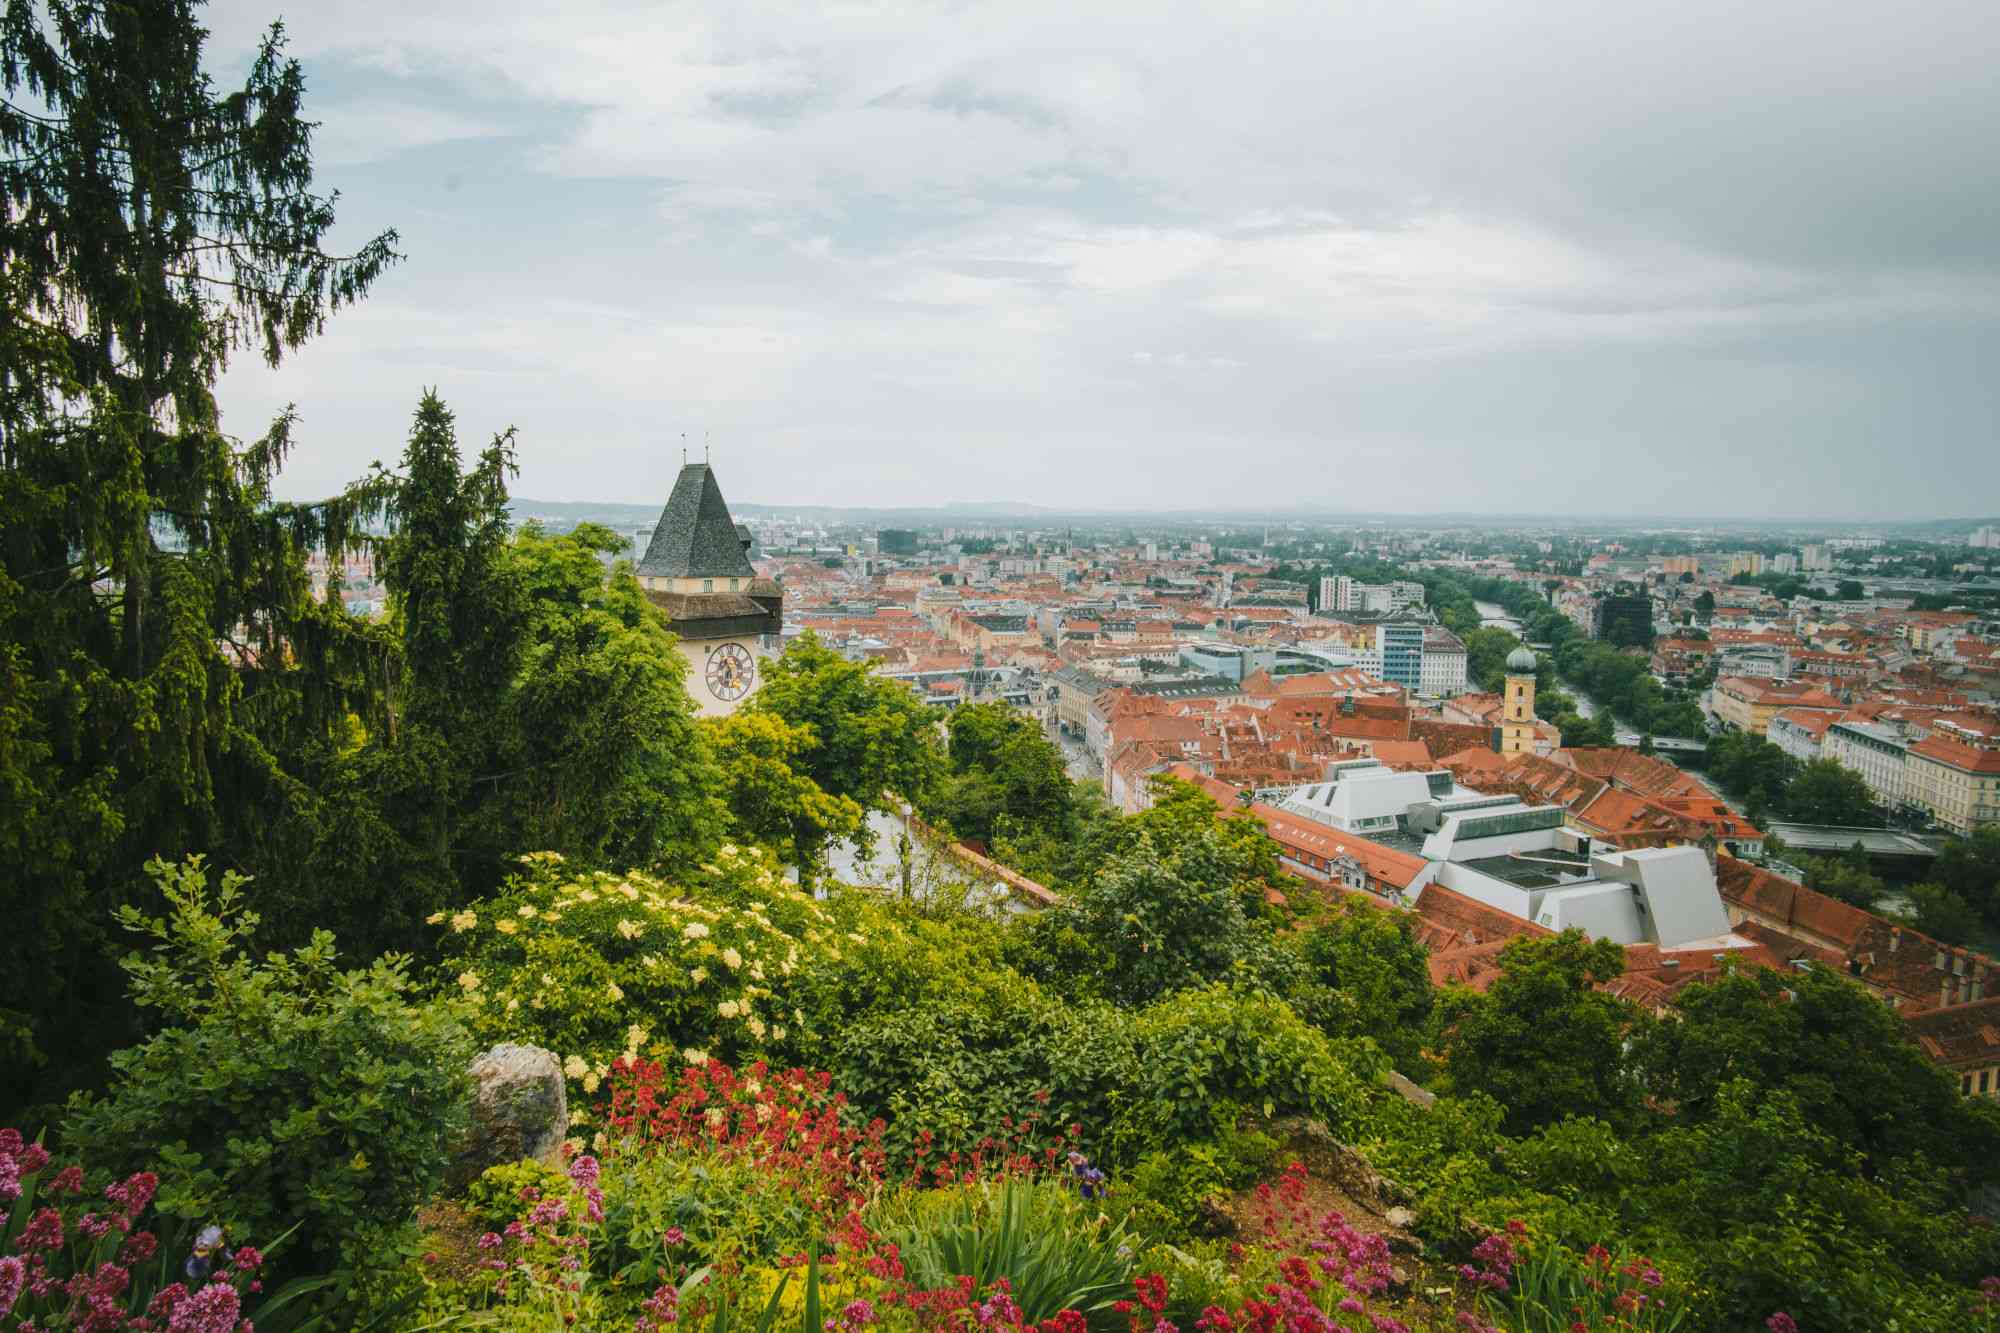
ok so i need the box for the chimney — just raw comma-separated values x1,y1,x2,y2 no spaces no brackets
1890,926,1901,954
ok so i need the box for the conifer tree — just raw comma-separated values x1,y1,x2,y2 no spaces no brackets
1,1,397,1106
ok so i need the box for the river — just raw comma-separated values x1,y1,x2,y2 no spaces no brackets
1473,600,1522,634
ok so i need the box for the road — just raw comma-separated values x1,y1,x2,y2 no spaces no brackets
1055,728,1099,782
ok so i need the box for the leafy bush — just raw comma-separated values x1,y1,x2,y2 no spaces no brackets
60,857,473,1276
462,1157,569,1234
1120,1125,1280,1238
833,990,1134,1168
1112,985,1383,1159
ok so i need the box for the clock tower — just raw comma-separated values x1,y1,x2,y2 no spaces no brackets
633,462,782,717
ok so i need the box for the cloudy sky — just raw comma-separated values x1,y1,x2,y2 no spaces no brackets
205,0,1999,519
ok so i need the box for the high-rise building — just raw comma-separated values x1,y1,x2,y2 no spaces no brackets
1727,552,1765,578
877,528,918,555
1375,620,1425,692
1802,545,1832,571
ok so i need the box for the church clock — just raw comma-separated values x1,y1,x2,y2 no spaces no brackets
706,642,755,702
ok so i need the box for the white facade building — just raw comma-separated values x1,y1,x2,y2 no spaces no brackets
1823,718,1907,810
1419,627,1469,697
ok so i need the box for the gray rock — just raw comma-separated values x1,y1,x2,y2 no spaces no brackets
450,1043,568,1191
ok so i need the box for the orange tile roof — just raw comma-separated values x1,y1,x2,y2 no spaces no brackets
1909,734,2000,774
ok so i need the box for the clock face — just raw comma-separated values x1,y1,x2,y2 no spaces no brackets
706,642,755,701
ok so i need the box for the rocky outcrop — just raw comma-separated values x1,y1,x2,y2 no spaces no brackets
449,1043,567,1190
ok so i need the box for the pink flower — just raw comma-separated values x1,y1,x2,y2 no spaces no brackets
232,1245,263,1272
663,1226,686,1246
106,1170,159,1219
568,1155,601,1189
0,1255,25,1318
50,1166,85,1195
1765,1317,1798,1333
164,1280,242,1333
121,1232,161,1264
19,1206,64,1252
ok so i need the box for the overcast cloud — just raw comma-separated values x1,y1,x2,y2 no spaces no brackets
205,0,2000,519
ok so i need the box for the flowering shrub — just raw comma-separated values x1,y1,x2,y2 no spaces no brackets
589,1058,890,1287
444,840,1008,1112
1,1128,285,1331
58,856,474,1276
420,1153,615,1327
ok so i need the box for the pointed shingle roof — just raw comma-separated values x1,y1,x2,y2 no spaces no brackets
635,464,755,580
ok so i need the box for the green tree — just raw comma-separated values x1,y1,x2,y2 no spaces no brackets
1934,827,2000,925
1030,820,1270,1007
931,702,1074,847
1462,626,1522,692
1,3,397,1108
1784,759,1881,826
1435,930,1643,1135
707,709,865,879
1795,848,1887,910
1694,590,1716,618
242,403,727,957
1902,881,1984,947
1632,962,2000,1184
477,521,727,869
1295,900,1434,1073
750,633,943,827
1837,580,1866,600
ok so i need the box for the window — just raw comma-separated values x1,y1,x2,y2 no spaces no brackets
703,578,714,592
729,578,739,590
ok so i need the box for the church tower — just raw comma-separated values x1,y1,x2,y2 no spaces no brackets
633,463,782,717
1500,645,1538,755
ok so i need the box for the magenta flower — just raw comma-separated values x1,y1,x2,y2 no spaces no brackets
664,1226,686,1246
568,1155,601,1189
1765,1316,1798,1333
19,1206,64,1252
0,1254,25,1319
164,1280,243,1333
